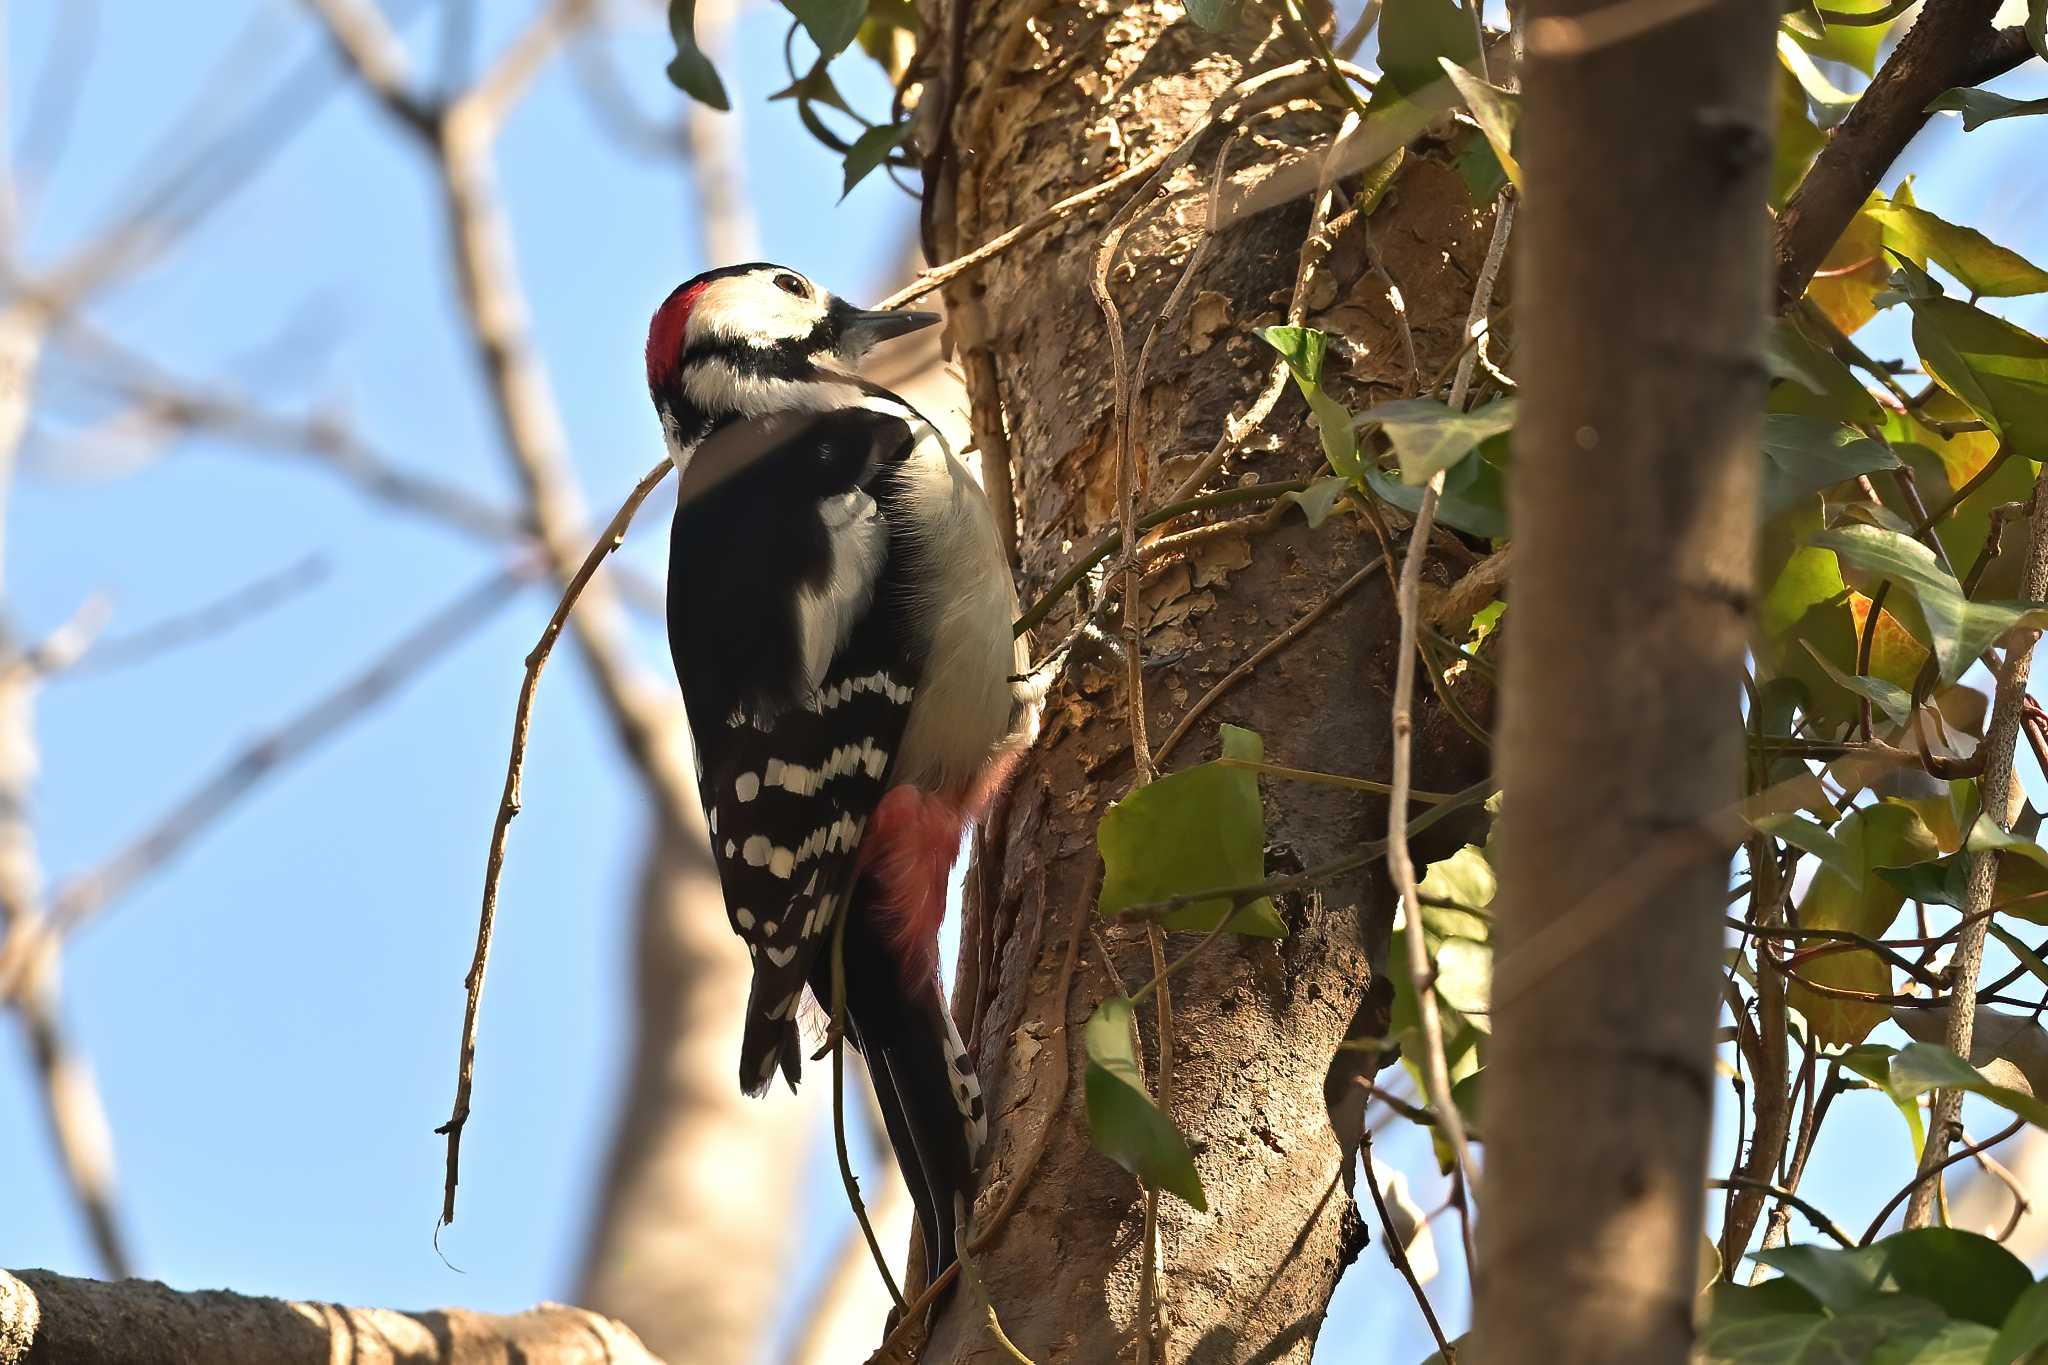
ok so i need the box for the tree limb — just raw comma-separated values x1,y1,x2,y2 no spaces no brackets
0,1269,665,1365
1773,16,2034,309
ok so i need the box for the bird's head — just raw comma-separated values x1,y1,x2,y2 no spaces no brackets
646,263,937,431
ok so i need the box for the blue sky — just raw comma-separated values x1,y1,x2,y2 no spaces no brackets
4,5,2047,1364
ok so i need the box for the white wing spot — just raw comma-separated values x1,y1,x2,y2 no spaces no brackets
735,772,761,802
724,839,736,859
735,907,756,930
762,919,780,936
768,846,796,879
765,945,796,967
708,806,719,835
743,836,772,867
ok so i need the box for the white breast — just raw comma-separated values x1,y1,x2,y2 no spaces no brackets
874,401,1029,796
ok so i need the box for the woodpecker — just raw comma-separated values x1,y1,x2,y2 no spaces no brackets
648,263,1033,1288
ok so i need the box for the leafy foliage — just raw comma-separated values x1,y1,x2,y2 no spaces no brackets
1084,996,1207,1209
1097,724,1282,935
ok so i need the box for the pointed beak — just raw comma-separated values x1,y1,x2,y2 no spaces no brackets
836,304,941,355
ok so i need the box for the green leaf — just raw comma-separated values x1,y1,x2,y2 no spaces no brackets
1432,937,1491,1020
1788,0,1899,72
1777,32,1858,128
840,122,911,198
1786,801,1939,1045
1868,201,2048,298
1872,1320,1997,1363
1418,846,1496,912
1438,61,1521,190
1184,0,1243,29
1260,326,1361,476
1084,996,1207,1210
1761,415,1898,517
1840,1043,1926,1156
1796,638,1914,727
1759,1230,2032,1326
1765,319,1884,423
1097,724,1281,936
1987,1280,2048,1365
785,0,867,58
1366,397,1517,487
1891,1042,2048,1132
1751,813,1854,879
1284,476,1351,529
1812,524,2048,684
1926,87,2048,132
1363,456,1507,540
1698,1298,1951,1365
2031,0,2047,66
1374,0,1479,99
665,0,731,109
1876,854,1970,909
1910,296,2048,454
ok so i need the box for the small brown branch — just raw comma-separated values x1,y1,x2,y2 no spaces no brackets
1907,466,2048,1226
1868,1117,2028,1244
1363,1130,1456,1359
437,458,673,1228
69,556,326,675
0,1267,667,1365
1706,1177,1854,1249
1772,17,2034,310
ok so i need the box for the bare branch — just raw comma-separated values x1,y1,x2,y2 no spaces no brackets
301,0,435,132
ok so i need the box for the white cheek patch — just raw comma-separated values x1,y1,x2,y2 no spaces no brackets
687,278,823,346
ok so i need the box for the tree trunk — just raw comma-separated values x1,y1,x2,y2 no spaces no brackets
574,822,811,1365
920,7,1490,1359
1472,7,1775,1365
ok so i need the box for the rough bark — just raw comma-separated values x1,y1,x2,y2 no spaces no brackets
1473,5,1776,1365
919,6,1489,1360
0,1269,662,1365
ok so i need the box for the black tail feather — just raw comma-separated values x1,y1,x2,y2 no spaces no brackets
813,906,977,1293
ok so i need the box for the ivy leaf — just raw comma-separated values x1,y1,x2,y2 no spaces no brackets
1259,326,1361,476
1363,449,1508,539
1751,812,1855,881
1988,1280,2048,1365
1284,476,1351,529
1777,32,1858,128
1374,0,1479,100
1772,68,1826,209
665,0,731,109
1868,201,2048,298
1796,638,1913,727
1786,801,1938,1045
1812,524,2048,684
1184,0,1243,30
1926,87,2048,132
1758,1229,2032,1326
785,0,867,59
1367,397,1517,487
1697,1297,1957,1365
1760,415,1897,517
1891,1042,2048,1132
1765,319,1884,423
1438,61,1521,190
1839,1043,1926,1156
1097,724,1281,936
1909,297,2048,455
1084,996,1208,1210
1806,201,1890,332
840,121,910,198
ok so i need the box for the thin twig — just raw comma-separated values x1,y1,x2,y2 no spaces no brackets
1707,1177,1854,1249
436,457,672,1228
1868,1117,2028,1244
1385,199,1514,1244
1364,1130,1455,1359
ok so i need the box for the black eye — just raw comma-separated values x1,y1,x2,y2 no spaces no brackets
772,272,808,298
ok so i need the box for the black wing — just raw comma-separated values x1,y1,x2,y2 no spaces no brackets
666,405,921,1092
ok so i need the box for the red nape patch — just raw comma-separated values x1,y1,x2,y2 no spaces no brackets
855,786,970,987
646,280,710,390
